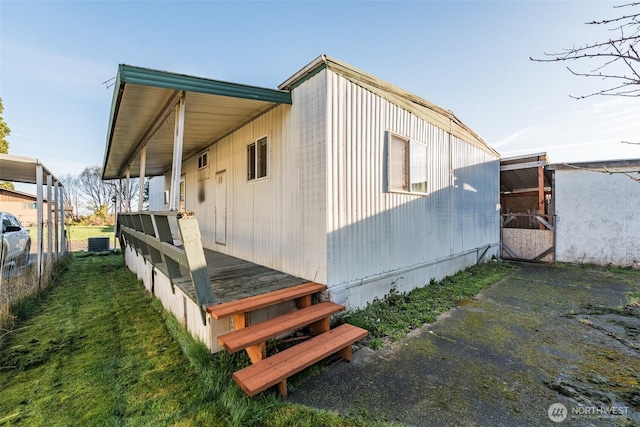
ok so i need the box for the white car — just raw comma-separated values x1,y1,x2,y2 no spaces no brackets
1,212,31,267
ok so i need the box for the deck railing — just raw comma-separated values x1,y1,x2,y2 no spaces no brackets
116,211,215,324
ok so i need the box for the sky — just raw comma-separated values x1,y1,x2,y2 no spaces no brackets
1,0,639,192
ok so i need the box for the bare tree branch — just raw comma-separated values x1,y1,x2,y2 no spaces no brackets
560,163,640,183
531,3,640,98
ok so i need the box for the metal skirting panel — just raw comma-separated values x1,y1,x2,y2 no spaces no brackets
329,245,501,309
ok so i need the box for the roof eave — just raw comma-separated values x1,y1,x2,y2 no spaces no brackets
102,64,293,180
119,64,292,103
280,55,499,158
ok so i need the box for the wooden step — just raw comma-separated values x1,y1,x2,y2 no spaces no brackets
206,282,326,319
217,302,345,353
232,323,368,397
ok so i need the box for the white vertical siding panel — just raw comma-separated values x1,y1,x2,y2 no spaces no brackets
148,176,165,211
176,97,326,283
278,70,327,283
280,102,302,277
325,70,499,303
252,111,282,270
186,151,216,249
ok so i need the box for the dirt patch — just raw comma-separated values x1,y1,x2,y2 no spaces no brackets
290,263,640,426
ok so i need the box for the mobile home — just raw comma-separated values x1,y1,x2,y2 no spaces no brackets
103,56,500,392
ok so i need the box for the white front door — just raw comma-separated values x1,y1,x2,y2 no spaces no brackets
215,170,227,245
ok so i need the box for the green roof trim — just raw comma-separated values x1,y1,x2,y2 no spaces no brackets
118,64,292,104
287,62,327,91
102,64,293,179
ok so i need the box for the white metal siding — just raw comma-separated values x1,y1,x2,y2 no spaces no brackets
176,76,327,284
325,70,500,307
555,169,640,266
147,176,166,211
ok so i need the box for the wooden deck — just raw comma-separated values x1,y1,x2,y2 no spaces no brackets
172,249,309,305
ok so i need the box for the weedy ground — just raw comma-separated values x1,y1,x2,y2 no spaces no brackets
341,261,517,348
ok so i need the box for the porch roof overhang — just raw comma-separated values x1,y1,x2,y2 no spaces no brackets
0,153,61,185
500,152,552,193
102,64,292,180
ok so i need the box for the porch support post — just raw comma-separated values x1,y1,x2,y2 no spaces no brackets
36,164,44,287
54,181,59,261
138,145,147,212
169,93,186,211
118,178,123,213
125,166,131,213
115,178,122,252
46,174,53,268
59,182,66,255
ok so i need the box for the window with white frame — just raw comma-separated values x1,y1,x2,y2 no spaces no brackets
247,135,269,181
198,151,208,169
198,151,210,181
387,132,428,194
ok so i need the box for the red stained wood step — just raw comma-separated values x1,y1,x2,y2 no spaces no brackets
217,301,345,353
206,282,327,319
232,323,368,397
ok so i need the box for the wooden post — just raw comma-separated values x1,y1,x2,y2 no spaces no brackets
538,165,545,230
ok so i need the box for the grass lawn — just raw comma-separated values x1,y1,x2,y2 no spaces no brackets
0,253,516,426
64,225,114,242
27,225,116,252
0,254,376,427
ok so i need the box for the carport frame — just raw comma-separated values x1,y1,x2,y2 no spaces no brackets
0,153,66,284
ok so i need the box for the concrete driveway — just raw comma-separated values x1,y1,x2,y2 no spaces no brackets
290,263,640,426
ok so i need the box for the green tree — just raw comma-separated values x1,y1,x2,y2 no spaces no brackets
0,97,14,190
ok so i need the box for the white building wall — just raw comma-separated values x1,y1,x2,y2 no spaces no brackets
170,79,328,284
324,70,500,308
147,176,166,211
144,68,500,309
555,169,640,266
